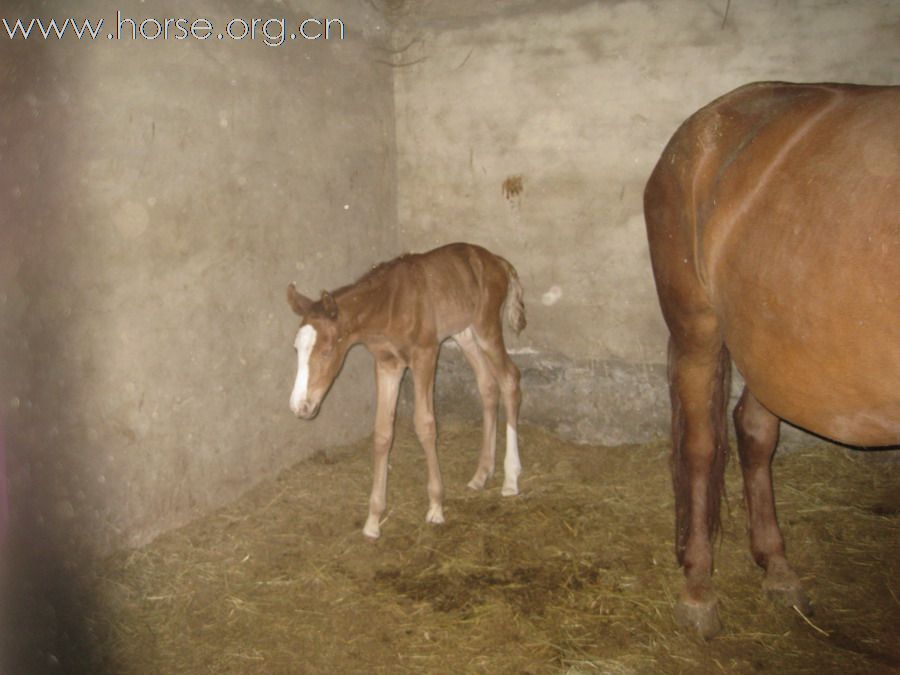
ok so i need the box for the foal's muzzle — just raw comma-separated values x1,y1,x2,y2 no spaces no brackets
291,400,320,419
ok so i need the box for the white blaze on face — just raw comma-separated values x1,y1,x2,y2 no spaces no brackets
290,324,317,414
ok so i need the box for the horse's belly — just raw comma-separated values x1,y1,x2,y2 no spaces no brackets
719,270,900,447
734,354,900,446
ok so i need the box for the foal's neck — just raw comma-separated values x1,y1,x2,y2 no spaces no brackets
333,271,395,346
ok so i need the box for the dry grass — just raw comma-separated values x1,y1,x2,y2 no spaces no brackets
79,418,899,673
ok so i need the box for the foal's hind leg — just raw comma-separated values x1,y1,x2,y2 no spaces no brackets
411,346,445,525
472,326,522,496
453,328,499,490
734,387,812,614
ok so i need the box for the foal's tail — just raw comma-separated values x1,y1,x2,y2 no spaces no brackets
499,257,527,335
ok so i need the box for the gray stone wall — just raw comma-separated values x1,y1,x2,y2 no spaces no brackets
0,0,398,556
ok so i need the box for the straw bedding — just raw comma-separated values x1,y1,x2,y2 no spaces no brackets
80,418,900,673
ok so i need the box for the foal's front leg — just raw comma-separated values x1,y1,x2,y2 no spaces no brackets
411,347,444,526
364,358,404,540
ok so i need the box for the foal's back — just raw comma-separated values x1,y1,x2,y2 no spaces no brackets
381,243,514,342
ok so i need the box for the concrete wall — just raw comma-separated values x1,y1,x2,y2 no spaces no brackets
390,0,900,443
0,0,396,566
1,1,400,665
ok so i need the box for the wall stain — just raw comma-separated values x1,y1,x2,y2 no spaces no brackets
502,174,523,199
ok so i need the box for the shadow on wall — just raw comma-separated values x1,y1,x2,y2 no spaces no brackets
0,33,113,674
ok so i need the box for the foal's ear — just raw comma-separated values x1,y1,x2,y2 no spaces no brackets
321,290,339,320
287,283,314,317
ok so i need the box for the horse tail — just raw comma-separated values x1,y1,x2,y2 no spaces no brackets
708,345,732,543
498,257,526,335
670,342,731,565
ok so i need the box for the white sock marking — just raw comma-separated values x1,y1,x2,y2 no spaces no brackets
502,424,521,496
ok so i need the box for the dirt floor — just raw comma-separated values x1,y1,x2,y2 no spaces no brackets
24,418,900,673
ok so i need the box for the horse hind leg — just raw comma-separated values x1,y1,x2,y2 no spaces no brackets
734,386,812,615
471,324,521,497
669,337,731,639
453,328,500,489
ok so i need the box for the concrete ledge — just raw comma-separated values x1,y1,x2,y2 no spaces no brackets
431,343,669,445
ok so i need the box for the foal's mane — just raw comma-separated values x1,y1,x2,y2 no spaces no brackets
333,253,412,298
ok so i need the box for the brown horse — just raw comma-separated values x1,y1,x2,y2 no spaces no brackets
645,82,900,637
287,243,526,539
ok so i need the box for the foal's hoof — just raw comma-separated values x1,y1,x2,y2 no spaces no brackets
362,517,381,540
764,575,812,615
426,505,445,525
468,467,494,491
501,474,520,496
467,477,486,491
501,466,521,496
675,596,723,639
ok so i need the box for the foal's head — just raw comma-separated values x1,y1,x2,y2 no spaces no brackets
286,283,350,419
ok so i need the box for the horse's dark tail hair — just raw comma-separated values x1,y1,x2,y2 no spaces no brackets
670,342,731,566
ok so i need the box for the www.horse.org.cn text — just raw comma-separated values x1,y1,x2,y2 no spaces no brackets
1,13,346,47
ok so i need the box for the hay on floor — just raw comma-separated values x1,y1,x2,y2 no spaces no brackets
76,418,900,672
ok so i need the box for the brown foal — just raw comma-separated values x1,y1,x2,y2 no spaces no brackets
287,243,526,539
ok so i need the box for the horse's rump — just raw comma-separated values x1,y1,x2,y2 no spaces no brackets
648,82,900,445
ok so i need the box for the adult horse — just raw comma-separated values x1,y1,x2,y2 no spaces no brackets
644,82,899,637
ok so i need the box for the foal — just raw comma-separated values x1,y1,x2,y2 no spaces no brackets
287,243,526,539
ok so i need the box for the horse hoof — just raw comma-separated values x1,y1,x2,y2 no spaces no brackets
362,517,381,540
675,597,723,639
426,506,445,525
467,477,485,491
763,562,812,614
501,478,519,496
764,578,812,615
